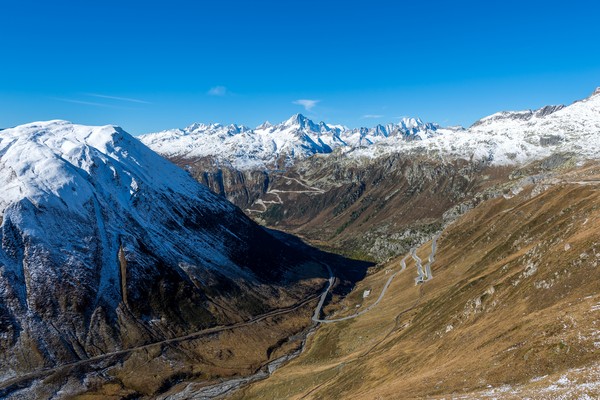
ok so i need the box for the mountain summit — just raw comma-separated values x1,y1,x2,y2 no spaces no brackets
0,120,322,382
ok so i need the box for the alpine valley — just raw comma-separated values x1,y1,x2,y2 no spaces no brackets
1,88,600,399
141,87,600,262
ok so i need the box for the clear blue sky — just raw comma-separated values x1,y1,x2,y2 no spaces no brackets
1,0,600,134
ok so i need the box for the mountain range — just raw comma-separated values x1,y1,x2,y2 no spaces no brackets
139,114,440,169
141,87,600,170
2,87,600,399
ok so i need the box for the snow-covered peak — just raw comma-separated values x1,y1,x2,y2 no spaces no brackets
0,120,218,218
0,121,321,379
352,88,600,166
184,122,249,135
140,113,440,169
281,113,321,132
397,117,424,129
256,121,273,130
283,113,307,127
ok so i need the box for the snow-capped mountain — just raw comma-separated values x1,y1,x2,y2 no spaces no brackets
139,114,439,169
141,88,600,170
0,120,319,380
470,105,565,128
350,88,600,165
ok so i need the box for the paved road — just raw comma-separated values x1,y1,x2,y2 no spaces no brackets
1,235,442,393
424,233,440,281
312,236,440,324
246,176,324,214
411,248,425,282
313,269,397,324
312,264,335,321
0,271,331,393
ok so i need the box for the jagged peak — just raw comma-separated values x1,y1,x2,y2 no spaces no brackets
256,121,273,130
283,113,309,126
184,122,214,132
397,116,424,127
534,104,564,118
281,113,323,133
182,122,247,135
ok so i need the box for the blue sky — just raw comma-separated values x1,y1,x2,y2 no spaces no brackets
1,0,600,134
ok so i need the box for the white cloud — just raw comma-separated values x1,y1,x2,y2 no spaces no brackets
52,97,130,109
362,114,384,119
208,86,228,96
293,99,320,111
87,93,150,104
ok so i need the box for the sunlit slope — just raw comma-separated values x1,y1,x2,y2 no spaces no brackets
234,164,600,399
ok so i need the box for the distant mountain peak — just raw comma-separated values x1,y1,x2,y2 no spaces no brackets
256,121,273,130
284,113,310,126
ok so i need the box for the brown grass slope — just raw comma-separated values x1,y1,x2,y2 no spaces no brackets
232,166,600,399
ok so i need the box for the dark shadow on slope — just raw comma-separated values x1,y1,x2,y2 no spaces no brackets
264,227,374,297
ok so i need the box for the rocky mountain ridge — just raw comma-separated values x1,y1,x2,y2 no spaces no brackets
141,88,600,171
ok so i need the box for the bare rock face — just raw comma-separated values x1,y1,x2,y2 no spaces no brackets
0,121,322,383
177,146,578,264
173,155,271,210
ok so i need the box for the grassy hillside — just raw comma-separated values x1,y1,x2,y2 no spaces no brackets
232,163,600,399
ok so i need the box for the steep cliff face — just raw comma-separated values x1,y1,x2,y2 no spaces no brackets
172,155,271,209
0,121,324,385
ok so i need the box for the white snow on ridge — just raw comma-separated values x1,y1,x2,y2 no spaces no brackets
0,120,253,295
140,88,600,169
340,88,600,165
0,120,221,217
139,114,439,169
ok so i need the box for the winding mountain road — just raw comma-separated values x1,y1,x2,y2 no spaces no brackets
312,235,440,324
246,176,325,214
1,234,441,395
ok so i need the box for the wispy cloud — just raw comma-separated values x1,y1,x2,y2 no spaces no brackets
52,97,133,110
208,86,228,96
362,114,384,119
87,93,150,104
293,99,320,111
